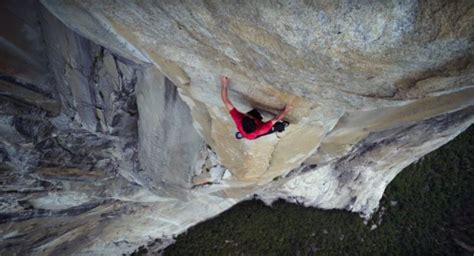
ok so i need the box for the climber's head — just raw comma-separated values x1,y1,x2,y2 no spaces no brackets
242,116,256,133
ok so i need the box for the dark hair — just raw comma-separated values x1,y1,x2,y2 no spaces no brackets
242,117,256,133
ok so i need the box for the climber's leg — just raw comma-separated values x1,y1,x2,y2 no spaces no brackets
256,121,289,139
246,109,263,120
256,127,277,138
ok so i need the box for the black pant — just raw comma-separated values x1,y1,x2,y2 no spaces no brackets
257,121,287,138
246,109,263,120
247,109,288,138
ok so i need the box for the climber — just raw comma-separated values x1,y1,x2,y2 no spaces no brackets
220,76,291,140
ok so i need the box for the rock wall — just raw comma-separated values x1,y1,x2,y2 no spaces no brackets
259,106,474,216
137,71,203,196
0,0,473,254
1,3,238,255
40,0,473,183
0,0,56,95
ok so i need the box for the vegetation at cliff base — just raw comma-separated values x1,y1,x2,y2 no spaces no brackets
164,125,473,255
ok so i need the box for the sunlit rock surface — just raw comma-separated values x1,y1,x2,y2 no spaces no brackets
0,0,473,254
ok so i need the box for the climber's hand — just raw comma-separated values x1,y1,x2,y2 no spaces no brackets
221,76,230,87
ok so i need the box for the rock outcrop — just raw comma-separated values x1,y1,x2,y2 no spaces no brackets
0,0,472,254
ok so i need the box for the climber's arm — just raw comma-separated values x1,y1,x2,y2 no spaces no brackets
220,76,234,111
270,105,291,125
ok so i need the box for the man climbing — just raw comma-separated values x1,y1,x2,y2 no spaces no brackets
220,76,291,140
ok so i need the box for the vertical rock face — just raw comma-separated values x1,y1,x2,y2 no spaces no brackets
0,0,59,116
137,71,203,195
39,0,474,182
0,0,55,94
0,0,473,254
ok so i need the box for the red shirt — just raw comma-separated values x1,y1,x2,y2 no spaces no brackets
229,108,273,140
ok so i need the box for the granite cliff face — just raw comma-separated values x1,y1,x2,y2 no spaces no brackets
0,0,473,254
